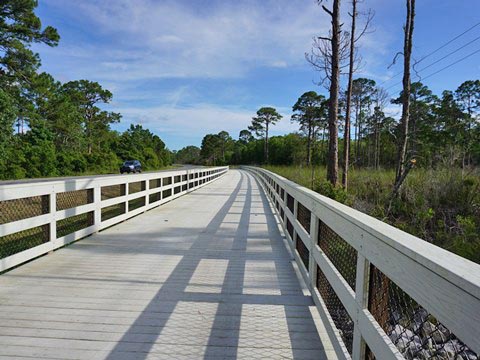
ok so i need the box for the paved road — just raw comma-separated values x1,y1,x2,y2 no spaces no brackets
0,165,203,186
0,170,335,359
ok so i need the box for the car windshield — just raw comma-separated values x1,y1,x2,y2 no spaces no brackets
124,161,135,165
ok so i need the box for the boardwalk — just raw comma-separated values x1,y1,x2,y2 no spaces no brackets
0,170,334,359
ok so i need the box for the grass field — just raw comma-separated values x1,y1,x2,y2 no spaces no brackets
263,165,480,264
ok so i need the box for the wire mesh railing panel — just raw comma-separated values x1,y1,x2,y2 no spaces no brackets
0,195,49,225
0,225,49,259
129,181,145,194
182,175,187,182
56,212,94,238
174,175,181,183
101,184,126,200
149,179,161,189
317,266,354,355
287,193,295,213
129,197,145,211
368,265,478,360
163,177,172,186
174,186,181,194
296,235,310,270
280,188,285,201
163,189,172,199
56,189,93,211
318,221,357,291
101,203,126,222
149,192,161,204
286,218,294,240
297,202,311,234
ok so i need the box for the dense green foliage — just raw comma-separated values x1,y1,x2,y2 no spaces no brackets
185,79,480,263
264,165,480,264
0,1,172,180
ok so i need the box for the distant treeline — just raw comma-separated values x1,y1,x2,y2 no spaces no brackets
178,78,480,171
0,1,172,180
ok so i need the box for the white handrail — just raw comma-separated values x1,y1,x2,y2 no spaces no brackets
0,166,229,272
243,166,480,360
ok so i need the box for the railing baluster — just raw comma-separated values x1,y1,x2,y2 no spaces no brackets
352,253,370,360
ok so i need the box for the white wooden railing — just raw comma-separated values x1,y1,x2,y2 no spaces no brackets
243,166,480,360
0,166,228,273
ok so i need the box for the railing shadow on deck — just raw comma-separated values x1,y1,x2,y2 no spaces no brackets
80,169,328,359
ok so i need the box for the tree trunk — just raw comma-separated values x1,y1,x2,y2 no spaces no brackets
394,0,415,190
265,121,269,164
327,0,341,186
307,124,312,166
342,0,356,190
354,103,359,163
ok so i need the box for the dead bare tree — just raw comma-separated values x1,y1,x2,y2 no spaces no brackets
393,0,416,198
342,0,374,190
306,0,346,186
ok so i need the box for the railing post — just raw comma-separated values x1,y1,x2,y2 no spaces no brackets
293,199,298,247
145,177,150,209
352,249,370,360
93,185,101,230
125,180,129,213
309,213,319,291
48,186,56,248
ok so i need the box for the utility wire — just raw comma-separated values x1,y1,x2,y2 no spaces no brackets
421,47,480,81
416,34,480,73
379,20,480,86
385,47,480,94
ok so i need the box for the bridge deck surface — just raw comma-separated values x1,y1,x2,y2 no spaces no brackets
0,170,334,359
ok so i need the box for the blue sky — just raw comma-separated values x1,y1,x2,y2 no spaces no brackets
34,0,480,150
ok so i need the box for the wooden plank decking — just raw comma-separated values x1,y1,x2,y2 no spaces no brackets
0,170,335,359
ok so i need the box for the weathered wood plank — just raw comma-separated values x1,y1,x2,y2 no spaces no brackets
0,170,333,360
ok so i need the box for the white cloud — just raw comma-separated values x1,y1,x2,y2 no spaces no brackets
42,0,330,81
117,103,298,141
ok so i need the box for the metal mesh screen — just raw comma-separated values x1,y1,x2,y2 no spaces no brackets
0,225,49,259
174,186,181,194
296,236,309,270
129,197,145,211
174,175,181,183
182,184,187,191
368,265,478,360
129,181,145,194
163,177,172,186
318,221,357,291
149,179,161,189
57,212,94,238
101,184,125,200
297,202,311,234
281,188,285,201
163,189,172,199
287,193,294,213
317,266,354,354
149,192,161,204
182,175,187,182
56,189,93,211
280,208,285,222
0,195,49,224
101,203,126,222
286,218,294,239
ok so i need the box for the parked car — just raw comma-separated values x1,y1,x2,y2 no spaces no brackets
120,160,142,174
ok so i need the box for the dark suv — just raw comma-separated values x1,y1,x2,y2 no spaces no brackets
120,160,142,174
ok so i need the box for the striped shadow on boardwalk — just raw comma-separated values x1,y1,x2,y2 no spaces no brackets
0,170,335,359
